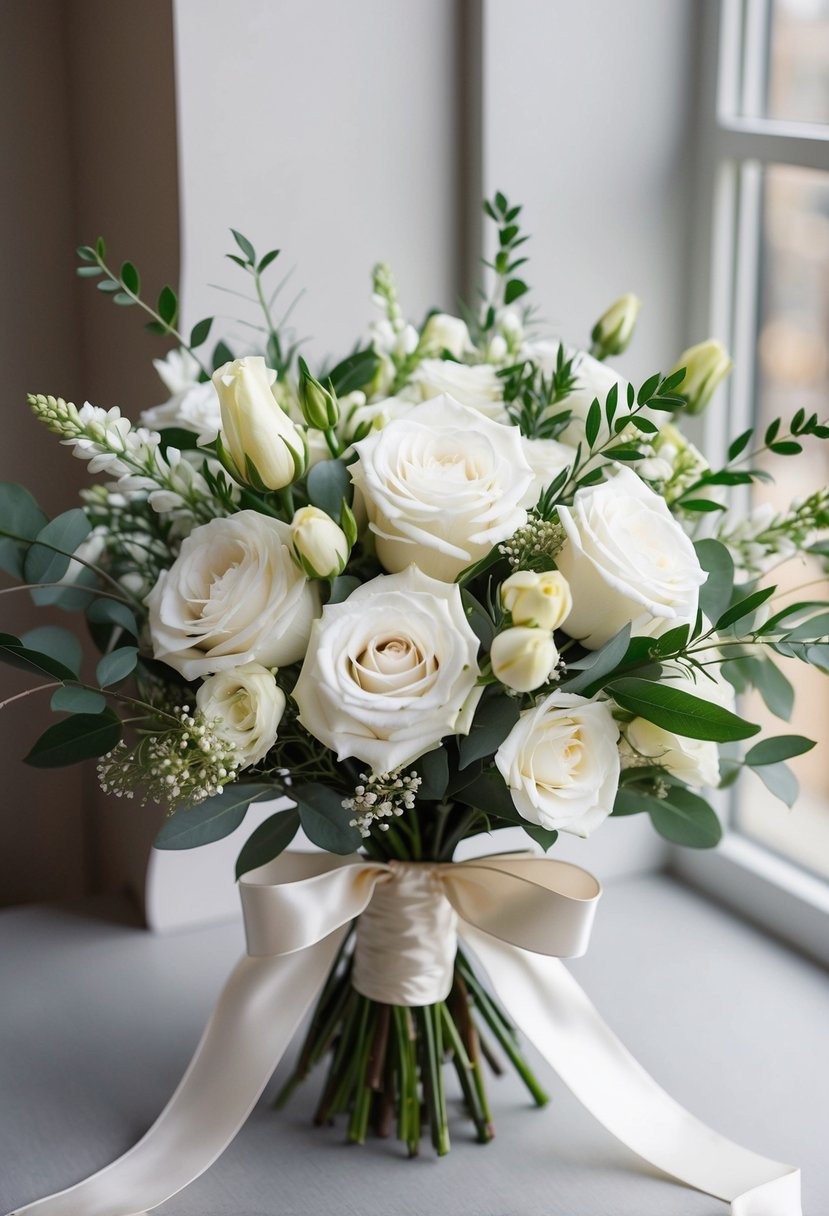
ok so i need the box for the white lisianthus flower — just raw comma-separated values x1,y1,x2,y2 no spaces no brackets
622,664,735,788
196,663,286,768
351,396,532,582
490,626,558,693
146,510,320,679
293,565,482,773
556,467,707,649
495,692,621,837
412,360,509,423
213,356,306,490
501,569,573,631
420,314,474,360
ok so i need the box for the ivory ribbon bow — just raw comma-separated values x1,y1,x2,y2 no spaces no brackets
8,852,801,1216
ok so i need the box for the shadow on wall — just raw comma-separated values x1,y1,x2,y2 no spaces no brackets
0,0,179,907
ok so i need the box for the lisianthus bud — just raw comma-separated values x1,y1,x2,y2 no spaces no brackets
297,357,339,430
591,294,641,360
501,569,573,631
490,626,558,693
212,356,306,490
671,339,733,415
291,505,350,579
420,313,473,360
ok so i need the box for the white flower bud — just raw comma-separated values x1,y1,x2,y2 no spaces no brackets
196,662,286,769
491,626,558,693
671,339,733,415
500,570,573,631
291,505,350,579
212,356,306,490
591,294,641,358
420,313,473,360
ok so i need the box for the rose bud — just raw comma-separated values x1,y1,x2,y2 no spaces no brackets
212,356,306,490
671,339,733,415
500,569,573,631
490,626,558,693
291,505,350,579
590,293,641,360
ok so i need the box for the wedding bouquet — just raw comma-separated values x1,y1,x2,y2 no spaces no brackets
2,194,827,1209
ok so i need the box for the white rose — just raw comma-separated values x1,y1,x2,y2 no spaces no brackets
556,466,707,649
501,570,572,631
420,314,474,360
520,436,577,506
213,356,306,490
293,565,482,773
623,665,735,788
146,510,320,679
196,663,286,768
412,360,509,423
495,692,621,837
351,396,532,582
490,626,558,693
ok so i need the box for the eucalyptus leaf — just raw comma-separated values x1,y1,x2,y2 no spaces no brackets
20,626,82,676
155,783,278,851
235,808,301,878
293,782,362,854
51,686,106,715
561,624,631,695
453,770,523,824
751,761,799,807
0,483,48,577
609,676,760,742
524,825,559,852
24,708,121,767
0,633,77,683
647,786,722,848
457,691,520,770
744,735,815,766
96,646,138,688
24,509,91,585
694,538,734,628
86,598,139,638
307,459,352,518
416,747,450,801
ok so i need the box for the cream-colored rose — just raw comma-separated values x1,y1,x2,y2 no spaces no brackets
212,356,306,489
146,510,320,679
292,565,482,773
520,436,578,506
490,626,558,692
291,506,350,579
420,314,473,360
196,663,286,768
501,570,572,631
495,692,621,836
412,360,508,423
351,396,532,582
556,467,707,649
671,339,733,415
622,665,734,788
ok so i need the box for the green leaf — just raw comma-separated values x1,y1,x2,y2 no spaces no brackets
454,769,524,825
651,624,691,656
76,245,97,262
235,808,300,877
0,633,77,682
120,261,140,294
561,624,631,695
51,686,106,715
461,590,495,650
257,249,280,273
458,691,520,770
609,676,760,742
24,708,121,767
504,279,529,305
325,349,380,396
307,459,352,518
682,499,726,513
0,483,48,577
728,428,753,460
647,786,722,848
113,292,136,306
30,565,97,611
155,784,278,851
97,279,120,293
293,783,362,854
190,317,213,348
212,340,234,370
230,229,256,263
158,285,177,326
585,399,601,448
76,265,102,277
752,761,798,807
715,586,775,632
524,825,559,852
742,656,793,721
96,646,138,687
612,787,650,816
417,747,450,801
86,598,139,638
694,539,734,627
20,626,81,676
744,735,815,766
24,509,91,585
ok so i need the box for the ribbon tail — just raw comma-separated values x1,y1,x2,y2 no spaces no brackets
460,924,801,1216
7,926,349,1216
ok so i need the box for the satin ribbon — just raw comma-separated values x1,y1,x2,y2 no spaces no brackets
7,852,800,1216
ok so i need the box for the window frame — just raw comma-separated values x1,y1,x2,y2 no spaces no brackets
672,0,829,963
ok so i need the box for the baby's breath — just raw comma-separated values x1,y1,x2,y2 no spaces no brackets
343,768,422,837
499,516,565,571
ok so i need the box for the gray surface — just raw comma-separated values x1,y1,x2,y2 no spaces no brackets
0,876,826,1216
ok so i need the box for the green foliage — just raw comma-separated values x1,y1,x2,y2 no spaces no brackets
325,349,380,396
24,709,121,767
51,686,106,715
19,626,81,677
293,782,363,853
744,735,815,765
22,509,91,586
499,349,576,441
694,538,734,626
155,783,278,851
560,624,632,696
609,676,760,742
482,192,530,317
0,632,78,683
457,691,520,770
417,747,450,802
235,808,301,877
307,459,353,518
0,483,48,577
96,646,138,688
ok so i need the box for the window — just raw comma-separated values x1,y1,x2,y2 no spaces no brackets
673,0,829,960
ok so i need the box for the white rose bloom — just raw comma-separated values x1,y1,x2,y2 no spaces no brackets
490,626,558,693
420,314,473,360
412,360,509,423
196,663,286,768
495,692,620,837
293,565,482,773
520,436,577,506
556,466,707,649
146,510,320,679
351,396,532,582
501,569,572,631
623,665,734,788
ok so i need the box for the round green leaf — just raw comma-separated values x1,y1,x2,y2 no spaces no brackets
235,808,300,878
294,783,363,854
647,787,722,848
24,509,91,585
51,686,106,715
20,626,82,676
96,646,138,688
155,783,278,851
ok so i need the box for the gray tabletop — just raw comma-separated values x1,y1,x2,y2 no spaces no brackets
1,874,827,1216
